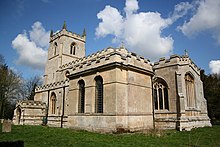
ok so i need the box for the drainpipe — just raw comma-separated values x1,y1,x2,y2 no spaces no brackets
151,75,155,129
46,90,50,124
61,87,65,128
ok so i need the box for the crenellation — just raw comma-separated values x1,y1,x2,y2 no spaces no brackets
16,100,46,107
57,47,151,73
50,29,85,43
35,79,69,92
165,59,170,63
159,57,165,61
154,54,201,74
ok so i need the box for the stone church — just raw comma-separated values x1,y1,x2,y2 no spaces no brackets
13,22,211,132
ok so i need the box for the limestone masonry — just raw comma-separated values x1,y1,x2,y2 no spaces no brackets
13,22,211,132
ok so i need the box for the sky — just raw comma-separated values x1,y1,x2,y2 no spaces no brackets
0,0,220,79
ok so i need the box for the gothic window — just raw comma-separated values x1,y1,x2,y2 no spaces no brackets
70,43,76,55
54,42,57,55
95,76,103,113
50,92,56,114
153,78,169,110
78,80,85,113
185,73,196,108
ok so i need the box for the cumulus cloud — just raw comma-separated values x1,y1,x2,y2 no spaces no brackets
179,0,220,44
12,21,49,70
95,6,123,38
209,60,220,74
124,0,139,16
29,21,50,48
95,0,190,61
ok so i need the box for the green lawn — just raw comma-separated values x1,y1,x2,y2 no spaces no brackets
0,125,220,147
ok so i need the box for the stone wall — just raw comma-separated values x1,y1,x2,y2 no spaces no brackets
13,100,46,125
153,55,211,130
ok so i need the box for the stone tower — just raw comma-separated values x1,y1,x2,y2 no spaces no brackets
44,21,86,84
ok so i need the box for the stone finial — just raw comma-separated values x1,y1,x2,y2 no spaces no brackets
50,30,53,37
184,49,188,56
82,28,86,37
120,41,125,49
62,21,67,30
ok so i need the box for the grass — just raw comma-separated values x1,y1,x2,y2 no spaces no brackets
0,124,220,147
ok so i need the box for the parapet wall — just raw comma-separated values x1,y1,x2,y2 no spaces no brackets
35,79,69,92
153,55,200,75
59,47,153,77
50,29,85,43
16,100,46,108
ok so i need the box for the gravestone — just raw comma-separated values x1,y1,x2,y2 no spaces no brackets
2,119,12,133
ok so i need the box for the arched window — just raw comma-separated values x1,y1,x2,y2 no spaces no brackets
54,42,57,55
185,73,196,108
78,80,85,113
95,76,103,113
50,92,56,114
70,43,76,55
153,78,169,110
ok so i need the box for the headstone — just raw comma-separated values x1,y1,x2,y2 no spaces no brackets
2,119,12,133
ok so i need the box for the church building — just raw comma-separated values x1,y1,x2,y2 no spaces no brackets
13,22,211,132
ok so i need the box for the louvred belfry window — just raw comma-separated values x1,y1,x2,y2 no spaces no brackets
95,76,103,113
78,80,85,113
70,43,76,55
54,42,57,56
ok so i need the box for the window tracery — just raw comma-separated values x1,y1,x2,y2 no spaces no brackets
153,78,169,110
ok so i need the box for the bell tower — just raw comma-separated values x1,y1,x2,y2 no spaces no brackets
44,21,86,84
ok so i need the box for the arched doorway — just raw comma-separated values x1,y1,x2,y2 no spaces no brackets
16,107,21,124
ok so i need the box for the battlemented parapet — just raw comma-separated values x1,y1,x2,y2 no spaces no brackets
35,79,69,92
13,100,46,125
154,55,200,75
50,29,86,43
59,47,152,78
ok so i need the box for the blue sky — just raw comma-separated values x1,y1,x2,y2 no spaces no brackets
0,0,220,79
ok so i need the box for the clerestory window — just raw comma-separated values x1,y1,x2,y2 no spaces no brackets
95,76,103,113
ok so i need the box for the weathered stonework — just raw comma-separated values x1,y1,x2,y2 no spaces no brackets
153,55,211,131
13,23,211,132
13,100,46,125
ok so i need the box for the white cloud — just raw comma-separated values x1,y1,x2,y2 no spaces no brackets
179,0,220,44
29,21,50,48
95,6,123,38
170,2,193,23
12,21,49,70
124,0,139,16
209,60,220,74
95,0,189,61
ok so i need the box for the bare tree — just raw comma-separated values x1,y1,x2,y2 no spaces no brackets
0,55,23,119
24,76,42,100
